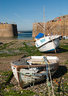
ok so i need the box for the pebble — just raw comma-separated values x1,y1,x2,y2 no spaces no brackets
33,95,39,96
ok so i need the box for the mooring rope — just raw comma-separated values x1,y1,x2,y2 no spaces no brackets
43,56,55,96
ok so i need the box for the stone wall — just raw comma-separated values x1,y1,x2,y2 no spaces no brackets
0,24,18,37
33,16,68,38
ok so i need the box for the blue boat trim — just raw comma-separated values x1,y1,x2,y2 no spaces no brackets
46,49,55,52
40,49,55,52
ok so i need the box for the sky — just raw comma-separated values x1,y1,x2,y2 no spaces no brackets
0,0,68,31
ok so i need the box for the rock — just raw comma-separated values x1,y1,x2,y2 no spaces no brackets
33,95,39,96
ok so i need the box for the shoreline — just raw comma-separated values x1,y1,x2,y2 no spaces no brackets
0,38,33,43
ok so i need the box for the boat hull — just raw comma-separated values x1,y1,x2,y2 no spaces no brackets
11,56,59,88
35,35,60,52
39,38,59,52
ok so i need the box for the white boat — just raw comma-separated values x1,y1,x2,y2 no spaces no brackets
11,56,59,88
63,36,68,39
35,33,61,52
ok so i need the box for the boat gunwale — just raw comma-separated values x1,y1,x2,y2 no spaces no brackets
11,62,58,71
36,37,59,48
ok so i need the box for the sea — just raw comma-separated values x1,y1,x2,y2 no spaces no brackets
18,31,32,40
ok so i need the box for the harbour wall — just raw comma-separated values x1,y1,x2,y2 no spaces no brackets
33,15,68,38
0,24,18,37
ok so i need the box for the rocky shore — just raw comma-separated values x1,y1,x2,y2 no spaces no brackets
0,39,68,96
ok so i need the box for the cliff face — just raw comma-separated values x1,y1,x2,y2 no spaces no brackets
0,24,18,37
33,15,68,38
